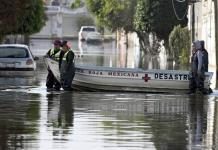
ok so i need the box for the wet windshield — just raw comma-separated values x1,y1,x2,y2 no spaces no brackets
0,47,29,58
82,27,96,32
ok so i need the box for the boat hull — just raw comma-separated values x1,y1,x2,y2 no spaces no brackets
44,57,213,93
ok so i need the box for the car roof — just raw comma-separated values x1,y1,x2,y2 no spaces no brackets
0,44,29,49
81,26,96,29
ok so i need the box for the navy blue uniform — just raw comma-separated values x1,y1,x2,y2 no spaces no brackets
60,50,75,91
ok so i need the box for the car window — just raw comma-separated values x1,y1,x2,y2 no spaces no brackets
82,27,96,32
0,47,29,58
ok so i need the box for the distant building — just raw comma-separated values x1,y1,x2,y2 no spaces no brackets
43,0,74,7
51,0,60,6
31,5,90,39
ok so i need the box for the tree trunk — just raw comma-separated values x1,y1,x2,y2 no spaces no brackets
24,34,30,45
136,31,150,54
163,38,173,61
136,31,161,55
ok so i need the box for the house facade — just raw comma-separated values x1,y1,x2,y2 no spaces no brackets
189,0,217,88
31,5,89,39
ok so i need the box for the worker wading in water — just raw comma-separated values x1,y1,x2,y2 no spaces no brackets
46,39,62,90
189,40,205,94
60,41,75,91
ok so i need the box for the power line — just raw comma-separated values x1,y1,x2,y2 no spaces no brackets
172,0,189,21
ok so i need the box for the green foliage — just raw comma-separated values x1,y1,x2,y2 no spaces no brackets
86,0,189,54
134,0,188,44
76,15,95,31
0,0,45,38
169,25,191,64
17,0,45,35
86,0,136,33
0,1,20,35
71,0,84,9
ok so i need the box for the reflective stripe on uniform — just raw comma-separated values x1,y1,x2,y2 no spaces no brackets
50,48,61,61
49,49,55,56
62,51,70,61
54,51,61,60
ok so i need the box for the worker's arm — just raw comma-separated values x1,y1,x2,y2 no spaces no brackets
197,51,203,74
66,51,74,71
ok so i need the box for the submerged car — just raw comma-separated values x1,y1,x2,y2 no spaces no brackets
78,26,102,43
0,44,37,76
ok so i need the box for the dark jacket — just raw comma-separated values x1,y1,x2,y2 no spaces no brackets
202,49,208,72
191,50,204,75
60,50,75,89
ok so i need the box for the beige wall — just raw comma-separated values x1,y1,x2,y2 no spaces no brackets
190,0,216,88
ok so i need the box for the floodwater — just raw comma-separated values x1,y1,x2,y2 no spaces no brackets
0,39,218,150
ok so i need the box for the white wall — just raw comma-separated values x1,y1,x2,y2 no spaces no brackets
31,6,88,39
190,0,216,88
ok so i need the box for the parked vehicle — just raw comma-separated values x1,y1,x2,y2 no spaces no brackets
0,44,38,76
78,26,102,43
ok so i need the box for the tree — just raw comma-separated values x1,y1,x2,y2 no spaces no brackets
86,0,188,55
17,0,45,34
86,0,136,33
134,0,188,54
0,1,19,35
169,25,190,65
71,0,85,9
0,0,45,43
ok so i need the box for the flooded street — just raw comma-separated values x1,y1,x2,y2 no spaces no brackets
0,39,218,150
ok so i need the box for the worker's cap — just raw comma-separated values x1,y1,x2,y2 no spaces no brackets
53,39,61,45
61,40,68,47
200,40,205,47
194,40,201,50
61,40,71,48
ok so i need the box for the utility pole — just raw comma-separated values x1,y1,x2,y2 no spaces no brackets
214,0,218,87
189,0,197,43
191,4,195,42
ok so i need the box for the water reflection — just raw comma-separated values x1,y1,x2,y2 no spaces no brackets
47,92,74,138
189,95,206,149
0,92,40,150
77,40,106,66
30,38,190,71
0,37,217,149
188,95,218,149
65,93,189,150
1,85,218,149
58,92,74,128
31,38,142,68
143,95,189,150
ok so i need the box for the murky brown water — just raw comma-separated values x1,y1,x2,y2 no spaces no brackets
0,39,218,150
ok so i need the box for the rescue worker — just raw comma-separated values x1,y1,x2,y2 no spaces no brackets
60,41,75,91
189,42,197,94
200,40,212,94
196,41,205,94
189,40,204,94
200,40,208,72
46,39,62,90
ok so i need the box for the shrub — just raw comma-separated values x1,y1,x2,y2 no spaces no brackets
169,25,191,65
71,0,84,9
